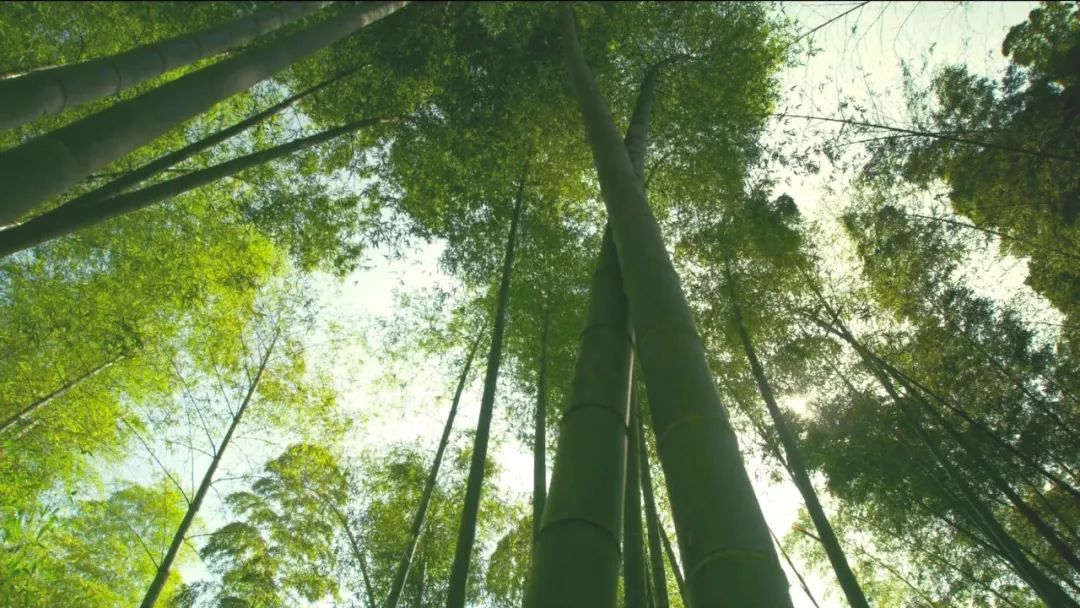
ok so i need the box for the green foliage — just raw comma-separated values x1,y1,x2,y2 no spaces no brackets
189,444,349,608
358,440,518,607
0,190,283,516
484,515,533,608
862,0,1080,351
0,482,190,608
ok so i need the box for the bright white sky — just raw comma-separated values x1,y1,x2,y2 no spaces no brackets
111,3,1044,606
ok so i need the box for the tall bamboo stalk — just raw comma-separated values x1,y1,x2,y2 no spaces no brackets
637,395,670,608
726,267,869,608
445,163,527,608
533,304,551,539
138,329,278,608
525,36,659,604
0,116,384,258
659,524,686,604
0,2,330,133
826,315,1079,608
879,356,1080,577
524,227,633,608
336,505,378,608
62,65,364,208
868,345,1080,507
384,331,482,608
559,8,791,605
623,382,648,608
0,1,405,225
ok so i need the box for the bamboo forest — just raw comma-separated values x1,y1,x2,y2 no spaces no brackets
1,1,1079,606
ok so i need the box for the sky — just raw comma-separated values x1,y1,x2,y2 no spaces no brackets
108,2,1046,606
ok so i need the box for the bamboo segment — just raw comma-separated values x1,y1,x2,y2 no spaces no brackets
0,1,405,225
0,2,329,133
525,228,633,608
559,7,792,606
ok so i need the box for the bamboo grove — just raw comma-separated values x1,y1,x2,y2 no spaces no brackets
0,2,1078,607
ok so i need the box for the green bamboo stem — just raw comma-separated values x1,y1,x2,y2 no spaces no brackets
524,227,634,608
444,162,527,608
0,1,405,225
560,7,791,606
384,331,482,608
138,329,278,608
623,382,648,608
0,2,329,133
0,116,384,258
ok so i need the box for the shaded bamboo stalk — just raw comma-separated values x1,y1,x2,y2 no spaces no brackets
559,7,790,605
524,227,633,608
0,1,406,224
383,330,483,608
60,65,365,208
637,393,670,608
0,116,385,258
445,161,527,608
0,2,329,132
727,265,869,608
623,382,648,608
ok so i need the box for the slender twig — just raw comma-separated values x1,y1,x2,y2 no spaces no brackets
120,416,191,504
791,1,872,45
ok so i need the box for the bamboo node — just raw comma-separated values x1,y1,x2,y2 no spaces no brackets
685,547,774,582
654,413,732,448
559,401,630,436
536,516,621,553
579,321,634,347
635,321,703,354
